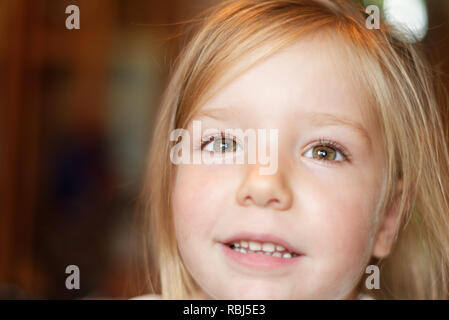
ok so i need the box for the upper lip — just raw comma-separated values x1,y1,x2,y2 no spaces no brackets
221,232,302,255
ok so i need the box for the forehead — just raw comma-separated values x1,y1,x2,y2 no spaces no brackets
196,34,379,140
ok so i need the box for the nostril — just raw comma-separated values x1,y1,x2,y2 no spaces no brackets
265,198,280,207
242,195,252,206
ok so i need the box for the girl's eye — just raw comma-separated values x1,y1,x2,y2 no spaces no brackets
201,134,242,153
303,141,348,162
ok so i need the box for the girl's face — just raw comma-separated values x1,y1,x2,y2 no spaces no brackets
172,36,389,299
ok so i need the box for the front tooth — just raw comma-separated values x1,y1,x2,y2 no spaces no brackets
249,241,262,251
241,241,248,248
234,243,240,248
262,243,275,252
272,252,282,258
276,245,285,251
240,248,247,254
282,253,292,259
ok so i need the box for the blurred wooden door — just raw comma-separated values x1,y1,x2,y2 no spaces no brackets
0,0,45,297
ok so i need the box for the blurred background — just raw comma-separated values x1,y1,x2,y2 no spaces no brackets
0,0,448,299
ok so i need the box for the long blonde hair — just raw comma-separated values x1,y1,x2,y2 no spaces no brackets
139,0,449,299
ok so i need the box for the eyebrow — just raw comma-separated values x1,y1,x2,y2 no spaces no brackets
195,107,239,121
305,112,372,147
195,108,372,147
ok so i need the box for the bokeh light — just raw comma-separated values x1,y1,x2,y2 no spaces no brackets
383,0,428,42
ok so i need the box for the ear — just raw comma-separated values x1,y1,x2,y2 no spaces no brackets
372,181,404,259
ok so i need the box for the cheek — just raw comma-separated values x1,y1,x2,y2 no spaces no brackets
172,165,224,245
318,199,374,265
295,171,380,297
300,166,380,264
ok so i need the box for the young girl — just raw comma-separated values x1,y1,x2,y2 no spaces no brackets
137,0,449,299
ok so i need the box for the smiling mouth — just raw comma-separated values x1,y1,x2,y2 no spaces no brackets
227,240,300,258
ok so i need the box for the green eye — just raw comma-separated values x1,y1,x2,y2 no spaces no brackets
202,134,241,153
303,140,348,162
312,146,337,161
213,137,237,153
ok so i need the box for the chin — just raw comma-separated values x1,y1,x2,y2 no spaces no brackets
222,285,295,300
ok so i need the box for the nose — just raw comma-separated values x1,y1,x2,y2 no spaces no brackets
236,165,293,210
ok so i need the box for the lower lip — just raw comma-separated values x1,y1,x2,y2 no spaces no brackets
220,243,301,269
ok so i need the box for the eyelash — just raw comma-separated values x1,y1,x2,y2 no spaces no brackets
200,133,351,164
303,138,351,165
200,130,241,151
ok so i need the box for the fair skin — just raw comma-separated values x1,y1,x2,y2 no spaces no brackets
172,35,402,299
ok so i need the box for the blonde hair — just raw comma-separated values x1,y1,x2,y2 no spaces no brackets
139,0,449,299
